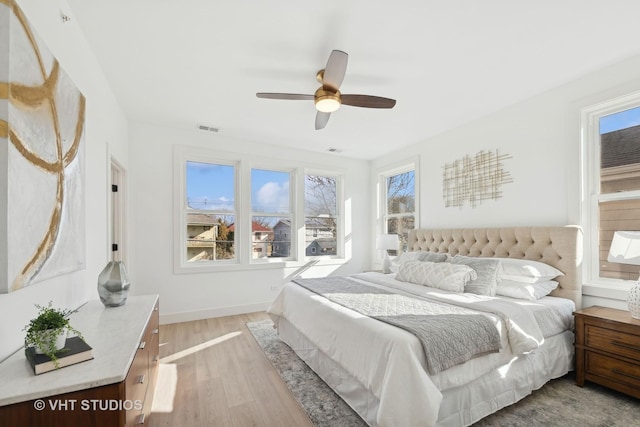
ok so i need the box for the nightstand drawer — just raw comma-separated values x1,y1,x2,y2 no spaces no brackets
586,351,640,388
586,325,640,361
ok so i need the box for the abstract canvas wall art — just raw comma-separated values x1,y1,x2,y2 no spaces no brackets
442,149,512,208
0,0,86,293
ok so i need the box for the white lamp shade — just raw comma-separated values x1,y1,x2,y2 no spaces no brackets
376,234,398,251
608,231,640,266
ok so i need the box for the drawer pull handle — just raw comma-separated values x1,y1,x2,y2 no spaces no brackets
611,340,640,353
139,341,146,350
137,374,146,384
153,355,160,362
153,328,159,334
612,368,640,382
137,413,146,424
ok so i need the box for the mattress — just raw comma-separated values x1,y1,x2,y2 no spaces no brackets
267,272,575,427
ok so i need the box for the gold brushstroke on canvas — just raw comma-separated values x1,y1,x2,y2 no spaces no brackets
3,1,85,291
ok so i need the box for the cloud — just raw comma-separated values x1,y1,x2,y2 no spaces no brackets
255,181,289,212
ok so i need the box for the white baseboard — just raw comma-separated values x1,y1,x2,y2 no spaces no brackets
159,301,271,325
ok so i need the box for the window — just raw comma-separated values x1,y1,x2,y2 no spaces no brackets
185,161,236,263
582,95,640,285
175,146,345,271
305,175,338,257
380,164,416,255
251,168,292,260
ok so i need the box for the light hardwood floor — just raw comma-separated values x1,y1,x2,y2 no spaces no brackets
148,312,314,427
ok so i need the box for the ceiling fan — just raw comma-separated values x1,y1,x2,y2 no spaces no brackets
256,50,396,130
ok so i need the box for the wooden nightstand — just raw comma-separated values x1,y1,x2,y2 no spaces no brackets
574,306,640,398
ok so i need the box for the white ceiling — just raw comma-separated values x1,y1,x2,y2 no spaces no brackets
66,0,640,160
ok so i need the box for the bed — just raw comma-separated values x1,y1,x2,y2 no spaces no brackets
267,226,583,427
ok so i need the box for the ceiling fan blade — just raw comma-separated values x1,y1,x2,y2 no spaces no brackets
256,93,314,100
315,111,331,130
322,50,348,92
341,94,396,109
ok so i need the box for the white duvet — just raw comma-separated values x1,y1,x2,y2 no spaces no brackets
267,272,575,427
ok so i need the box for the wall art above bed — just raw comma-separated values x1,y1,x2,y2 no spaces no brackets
442,149,512,208
0,1,86,293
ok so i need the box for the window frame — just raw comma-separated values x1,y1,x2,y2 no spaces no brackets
248,165,295,264
581,91,640,293
378,160,419,256
303,170,343,260
174,146,347,273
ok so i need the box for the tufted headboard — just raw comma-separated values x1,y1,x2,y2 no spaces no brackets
407,226,583,309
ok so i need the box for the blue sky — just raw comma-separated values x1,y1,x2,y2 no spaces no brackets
186,162,290,213
600,106,640,134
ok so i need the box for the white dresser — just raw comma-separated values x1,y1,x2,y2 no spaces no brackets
0,294,160,426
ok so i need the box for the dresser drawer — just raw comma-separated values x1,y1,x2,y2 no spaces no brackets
586,351,640,388
586,325,640,361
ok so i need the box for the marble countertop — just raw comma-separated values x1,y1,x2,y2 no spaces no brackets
0,294,159,407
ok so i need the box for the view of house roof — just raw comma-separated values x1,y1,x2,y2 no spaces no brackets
601,125,640,168
186,213,219,225
311,239,336,249
228,222,273,233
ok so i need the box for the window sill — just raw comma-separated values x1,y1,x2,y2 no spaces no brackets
582,280,634,301
174,257,349,274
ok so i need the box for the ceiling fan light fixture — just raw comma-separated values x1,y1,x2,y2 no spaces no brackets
314,89,341,113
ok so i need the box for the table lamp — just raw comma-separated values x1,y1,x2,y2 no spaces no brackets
376,233,399,274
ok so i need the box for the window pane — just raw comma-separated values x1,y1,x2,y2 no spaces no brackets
186,161,234,211
386,216,414,256
305,175,337,216
387,171,415,214
253,216,291,258
599,199,640,280
600,108,640,194
305,175,337,257
186,214,235,262
251,169,290,213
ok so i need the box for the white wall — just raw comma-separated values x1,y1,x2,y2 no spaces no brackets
371,53,640,308
128,123,370,324
0,0,129,362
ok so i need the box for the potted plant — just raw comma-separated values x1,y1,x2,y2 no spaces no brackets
23,301,83,367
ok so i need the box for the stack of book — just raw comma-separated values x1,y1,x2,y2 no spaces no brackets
25,337,93,375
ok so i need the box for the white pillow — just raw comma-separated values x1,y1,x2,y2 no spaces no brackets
395,260,477,292
495,258,564,283
496,279,559,300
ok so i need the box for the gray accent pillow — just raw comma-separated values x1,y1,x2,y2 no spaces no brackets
398,251,448,263
450,255,502,296
391,251,449,273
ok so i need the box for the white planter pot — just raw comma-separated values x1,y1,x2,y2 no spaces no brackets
34,329,67,354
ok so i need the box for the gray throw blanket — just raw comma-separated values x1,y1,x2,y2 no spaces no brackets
293,276,501,375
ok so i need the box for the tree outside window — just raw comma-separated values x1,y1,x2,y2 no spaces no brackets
305,175,338,256
384,169,415,255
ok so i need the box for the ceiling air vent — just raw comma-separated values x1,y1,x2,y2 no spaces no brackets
197,124,219,133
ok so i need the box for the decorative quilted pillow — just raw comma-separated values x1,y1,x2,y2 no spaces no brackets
390,251,449,273
395,260,477,292
450,255,502,296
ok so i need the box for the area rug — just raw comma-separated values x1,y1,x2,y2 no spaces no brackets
247,320,640,427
